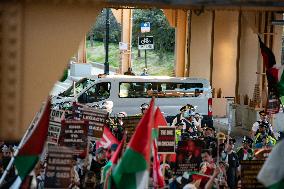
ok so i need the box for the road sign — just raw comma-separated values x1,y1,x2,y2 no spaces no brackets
119,42,128,51
138,36,154,50
141,22,150,33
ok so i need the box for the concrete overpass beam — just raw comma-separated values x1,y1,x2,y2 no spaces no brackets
212,11,239,98
0,2,102,140
188,10,214,81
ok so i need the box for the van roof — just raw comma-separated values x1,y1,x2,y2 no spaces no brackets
98,74,210,83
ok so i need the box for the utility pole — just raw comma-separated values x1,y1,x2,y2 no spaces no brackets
104,8,110,75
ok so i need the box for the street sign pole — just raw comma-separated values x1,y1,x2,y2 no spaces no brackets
144,33,147,69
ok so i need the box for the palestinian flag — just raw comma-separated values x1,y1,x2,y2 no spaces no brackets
258,139,284,188
152,106,167,188
103,135,126,189
268,64,284,105
258,36,283,113
96,127,119,149
153,107,167,138
112,98,155,189
152,139,165,189
11,99,51,187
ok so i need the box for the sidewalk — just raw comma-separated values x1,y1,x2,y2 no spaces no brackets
214,117,250,147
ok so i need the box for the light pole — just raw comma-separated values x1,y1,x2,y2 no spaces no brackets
104,8,110,75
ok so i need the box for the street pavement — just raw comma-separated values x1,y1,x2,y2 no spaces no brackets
214,117,250,148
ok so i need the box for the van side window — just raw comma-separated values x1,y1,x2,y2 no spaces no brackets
119,82,204,98
78,82,111,103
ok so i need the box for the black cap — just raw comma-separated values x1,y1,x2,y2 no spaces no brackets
259,122,269,128
96,147,105,155
140,103,149,110
225,138,236,144
242,136,253,144
180,106,187,112
204,126,214,132
110,144,118,151
259,110,267,116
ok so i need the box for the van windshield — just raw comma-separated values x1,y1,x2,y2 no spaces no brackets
78,82,111,103
59,78,94,97
119,82,204,98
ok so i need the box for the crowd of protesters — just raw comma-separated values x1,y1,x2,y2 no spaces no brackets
0,103,279,189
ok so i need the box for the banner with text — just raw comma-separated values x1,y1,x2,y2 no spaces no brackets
47,109,65,144
59,120,88,154
122,116,142,142
240,160,265,189
157,126,175,154
73,102,108,140
44,145,73,189
175,140,205,175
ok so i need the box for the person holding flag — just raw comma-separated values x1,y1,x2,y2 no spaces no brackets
111,98,155,189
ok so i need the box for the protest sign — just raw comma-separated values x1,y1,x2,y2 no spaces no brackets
175,140,205,175
73,103,107,140
47,109,65,144
240,160,265,189
44,145,73,189
59,120,88,154
122,116,142,142
157,126,175,154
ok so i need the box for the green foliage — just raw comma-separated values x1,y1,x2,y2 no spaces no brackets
88,9,121,43
86,41,174,76
132,9,175,58
86,9,175,75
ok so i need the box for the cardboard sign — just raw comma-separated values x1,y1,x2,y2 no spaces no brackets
240,160,265,189
175,140,205,176
73,103,108,140
47,109,65,144
122,116,142,142
50,109,65,122
157,126,175,154
47,121,62,144
59,120,88,154
44,145,73,189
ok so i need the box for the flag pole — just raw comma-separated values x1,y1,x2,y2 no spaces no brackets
162,154,166,176
0,103,46,186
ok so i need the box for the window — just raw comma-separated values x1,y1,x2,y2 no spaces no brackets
119,82,204,98
59,78,94,97
78,82,111,103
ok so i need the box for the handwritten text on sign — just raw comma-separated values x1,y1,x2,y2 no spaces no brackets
157,126,175,154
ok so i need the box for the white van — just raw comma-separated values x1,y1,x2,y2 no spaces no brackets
56,75,213,126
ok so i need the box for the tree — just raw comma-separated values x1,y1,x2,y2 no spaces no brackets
87,9,121,43
132,9,175,61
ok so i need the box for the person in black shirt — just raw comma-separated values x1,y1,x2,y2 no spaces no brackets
90,147,107,189
221,138,239,189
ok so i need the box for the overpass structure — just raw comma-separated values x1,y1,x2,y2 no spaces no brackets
0,1,284,140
